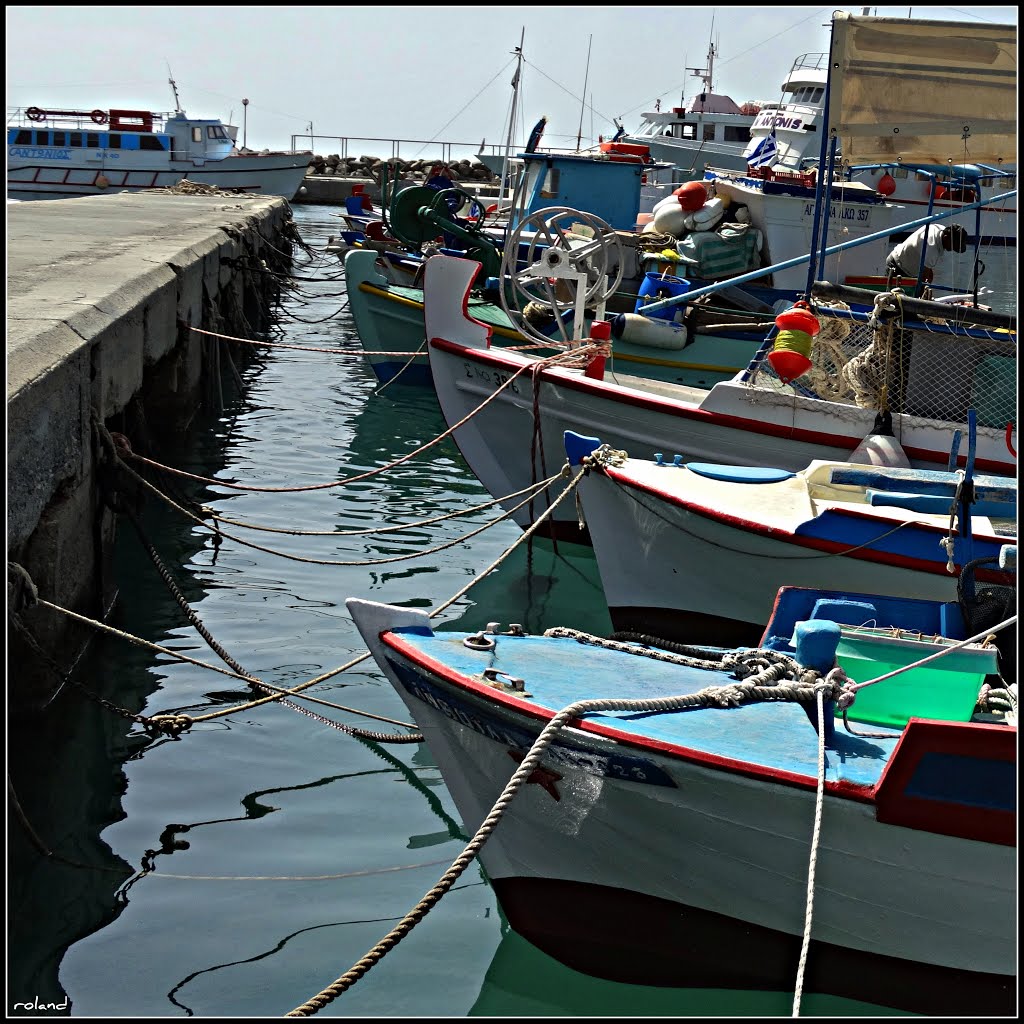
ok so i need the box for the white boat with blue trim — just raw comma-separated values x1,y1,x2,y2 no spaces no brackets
569,418,1016,649
6,103,311,201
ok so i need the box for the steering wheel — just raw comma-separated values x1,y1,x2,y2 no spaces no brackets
498,206,624,345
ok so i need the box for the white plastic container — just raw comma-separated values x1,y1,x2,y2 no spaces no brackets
611,313,688,349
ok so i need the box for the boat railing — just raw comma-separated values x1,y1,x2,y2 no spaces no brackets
755,101,824,119
789,52,829,74
7,105,176,131
292,132,492,165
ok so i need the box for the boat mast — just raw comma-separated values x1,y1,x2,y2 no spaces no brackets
686,22,717,104
500,28,525,201
575,34,593,152
167,64,183,114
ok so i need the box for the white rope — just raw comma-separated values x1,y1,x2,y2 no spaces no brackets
791,684,832,1016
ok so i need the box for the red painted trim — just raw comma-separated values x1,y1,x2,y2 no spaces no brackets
875,719,1016,845
380,630,875,802
428,337,1014,476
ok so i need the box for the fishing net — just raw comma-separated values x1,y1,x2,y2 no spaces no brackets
747,300,1016,429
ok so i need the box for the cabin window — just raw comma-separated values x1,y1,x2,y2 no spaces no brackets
86,133,101,148
35,131,51,146
107,134,122,149
892,166,909,179
540,167,561,199
69,132,82,147
724,126,751,143
789,86,825,105
14,129,32,144
681,125,696,141
139,134,166,151
52,131,67,146
207,125,229,140
702,125,715,142
192,127,203,143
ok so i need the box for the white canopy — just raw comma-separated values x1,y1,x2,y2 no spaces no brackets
825,12,1017,167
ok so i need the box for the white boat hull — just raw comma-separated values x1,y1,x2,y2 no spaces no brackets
424,258,1013,545
576,461,1011,645
7,151,310,200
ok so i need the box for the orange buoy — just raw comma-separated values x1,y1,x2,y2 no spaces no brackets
773,300,820,336
673,180,707,212
877,172,896,196
767,330,814,382
767,301,819,382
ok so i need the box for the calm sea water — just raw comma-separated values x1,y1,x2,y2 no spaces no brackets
8,205,903,1018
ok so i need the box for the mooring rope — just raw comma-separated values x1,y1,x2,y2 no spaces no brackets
102,422,566,566
117,342,606,494
10,460,587,737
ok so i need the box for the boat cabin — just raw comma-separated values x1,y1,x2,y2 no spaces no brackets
7,106,236,163
631,98,756,150
744,52,830,170
513,148,651,231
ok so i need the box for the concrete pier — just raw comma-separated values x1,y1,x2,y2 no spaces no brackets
7,192,295,709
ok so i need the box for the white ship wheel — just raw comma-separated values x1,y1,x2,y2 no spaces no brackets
498,206,624,346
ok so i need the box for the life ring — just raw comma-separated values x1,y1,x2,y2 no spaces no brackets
26,106,46,122
91,109,108,124
1006,422,1016,459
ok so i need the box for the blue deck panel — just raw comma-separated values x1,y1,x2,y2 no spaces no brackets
393,629,903,789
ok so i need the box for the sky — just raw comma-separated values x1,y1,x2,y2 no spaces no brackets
6,6,1018,159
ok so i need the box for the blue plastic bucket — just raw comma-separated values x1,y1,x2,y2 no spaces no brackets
634,270,690,320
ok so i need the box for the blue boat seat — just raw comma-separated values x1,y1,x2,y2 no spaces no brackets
865,489,1017,518
686,463,795,483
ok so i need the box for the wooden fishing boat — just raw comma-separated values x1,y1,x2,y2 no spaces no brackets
347,558,1017,1015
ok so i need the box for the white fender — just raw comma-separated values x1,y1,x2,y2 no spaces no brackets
613,313,689,350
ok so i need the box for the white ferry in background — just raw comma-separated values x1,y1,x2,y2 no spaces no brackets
6,104,312,201
622,40,761,178
691,47,1016,303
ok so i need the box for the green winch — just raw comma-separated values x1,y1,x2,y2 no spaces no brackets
386,185,501,281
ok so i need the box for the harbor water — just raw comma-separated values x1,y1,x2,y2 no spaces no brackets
8,205,908,1018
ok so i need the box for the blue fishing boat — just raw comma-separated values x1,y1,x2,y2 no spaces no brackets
347,545,1016,1015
